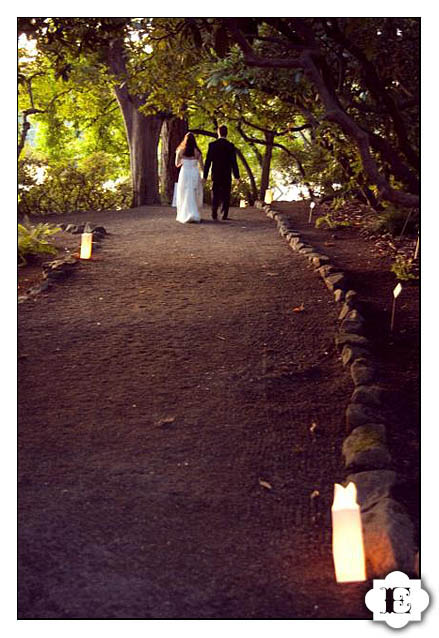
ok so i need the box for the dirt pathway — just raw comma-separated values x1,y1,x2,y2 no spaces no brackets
18,205,370,619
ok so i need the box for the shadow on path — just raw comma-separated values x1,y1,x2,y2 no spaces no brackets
18,205,370,619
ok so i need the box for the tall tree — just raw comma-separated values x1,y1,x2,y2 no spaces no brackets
175,17,419,208
222,17,419,207
18,17,166,206
107,36,164,205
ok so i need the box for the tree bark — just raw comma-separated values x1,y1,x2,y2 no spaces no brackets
130,110,163,206
108,38,163,207
160,117,188,203
18,115,32,159
259,131,274,199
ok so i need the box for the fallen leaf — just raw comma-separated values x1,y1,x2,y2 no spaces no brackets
259,479,273,490
310,490,320,499
309,422,318,434
292,303,305,312
216,335,226,341
157,416,176,427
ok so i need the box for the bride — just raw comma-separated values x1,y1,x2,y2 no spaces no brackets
175,132,204,223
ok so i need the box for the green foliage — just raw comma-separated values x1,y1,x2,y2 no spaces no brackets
331,196,348,211
18,151,132,215
390,255,418,281
369,206,418,236
18,219,61,266
315,214,336,229
315,212,351,230
18,17,419,212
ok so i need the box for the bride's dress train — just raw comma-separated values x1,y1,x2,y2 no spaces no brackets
176,158,203,224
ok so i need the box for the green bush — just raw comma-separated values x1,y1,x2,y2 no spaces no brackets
18,151,132,215
18,220,61,266
315,214,335,229
390,255,418,281
315,213,351,230
370,206,418,236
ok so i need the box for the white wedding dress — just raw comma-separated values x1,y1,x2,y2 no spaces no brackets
176,156,203,224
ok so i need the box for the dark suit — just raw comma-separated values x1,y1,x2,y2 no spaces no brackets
203,137,240,219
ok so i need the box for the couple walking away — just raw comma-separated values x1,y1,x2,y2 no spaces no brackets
175,125,240,224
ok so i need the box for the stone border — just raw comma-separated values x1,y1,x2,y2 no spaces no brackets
255,200,417,579
18,222,108,304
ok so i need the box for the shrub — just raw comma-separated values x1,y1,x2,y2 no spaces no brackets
315,213,350,230
390,255,418,281
18,220,61,266
370,206,419,237
18,151,132,215
315,214,335,229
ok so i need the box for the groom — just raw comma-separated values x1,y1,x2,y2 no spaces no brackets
203,125,240,221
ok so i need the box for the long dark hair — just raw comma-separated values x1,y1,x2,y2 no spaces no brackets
177,132,200,157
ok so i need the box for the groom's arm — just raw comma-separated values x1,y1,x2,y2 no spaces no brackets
203,144,213,179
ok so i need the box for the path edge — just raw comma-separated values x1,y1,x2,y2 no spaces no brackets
255,200,418,581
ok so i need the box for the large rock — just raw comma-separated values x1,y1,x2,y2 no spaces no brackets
339,303,352,321
351,358,376,385
341,344,371,366
362,498,416,578
342,423,392,471
335,333,370,349
346,470,398,510
351,384,385,407
311,254,330,267
93,225,107,235
324,272,346,291
345,290,358,303
345,403,385,431
317,264,336,278
340,318,365,335
43,256,78,277
83,221,95,233
334,289,345,303
339,303,362,321
346,309,364,323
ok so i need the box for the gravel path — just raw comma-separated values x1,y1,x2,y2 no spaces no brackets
18,205,370,619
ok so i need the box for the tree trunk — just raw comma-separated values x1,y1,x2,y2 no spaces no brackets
18,116,31,159
108,38,163,207
160,117,188,203
235,148,258,203
130,110,163,206
259,131,274,199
